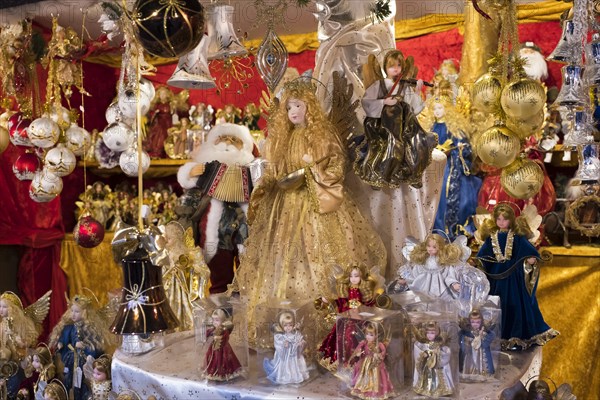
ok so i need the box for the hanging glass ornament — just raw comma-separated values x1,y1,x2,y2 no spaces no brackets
0,126,8,154
553,64,588,108
12,152,40,181
506,110,545,140
65,123,91,156
500,77,546,119
563,110,597,147
29,168,63,202
119,145,151,177
132,0,204,58
44,144,76,177
103,121,134,152
474,123,520,168
7,112,33,147
472,73,502,114
205,4,247,60
500,157,544,199
48,105,72,130
118,78,156,121
574,143,600,183
27,116,60,149
256,27,288,93
73,213,105,248
547,20,579,63
168,34,216,89
583,34,600,85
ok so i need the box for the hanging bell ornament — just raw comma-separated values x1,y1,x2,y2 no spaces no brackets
506,110,545,140
256,27,289,94
472,73,503,114
27,116,60,149
168,34,216,89
574,143,600,183
7,113,33,147
547,20,578,64
474,123,521,168
583,34,600,85
500,77,546,120
29,168,63,202
133,0,204,58
500,157,544,199
553,64,588,108
65,123,91,156
563,110,597,148
73,213,105,248
119,145,151,177
102,121,134,152
12,152,40,181
205,4,248,60
44,144,77,177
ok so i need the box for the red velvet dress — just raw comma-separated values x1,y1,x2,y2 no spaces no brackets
204,326,242,381
144,102,172,158
318,287,375,370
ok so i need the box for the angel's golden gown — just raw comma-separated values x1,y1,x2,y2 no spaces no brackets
237,125,386,340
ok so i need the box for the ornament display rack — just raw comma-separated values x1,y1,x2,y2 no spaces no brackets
77,158,187,178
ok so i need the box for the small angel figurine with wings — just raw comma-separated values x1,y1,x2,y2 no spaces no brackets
459,310,496,381
0,291,51,399
475,203,559,350
18,344,56,400
412,321,455,398
83,354,112,400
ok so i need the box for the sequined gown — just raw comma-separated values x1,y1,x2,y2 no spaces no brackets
350,340,395,400
413,341,454,397
238,126,386,341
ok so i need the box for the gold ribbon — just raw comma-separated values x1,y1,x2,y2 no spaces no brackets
111,224,169,266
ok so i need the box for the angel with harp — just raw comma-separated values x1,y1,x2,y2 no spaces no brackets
236,75,386,344
0,291,51,399
412,321,455,398
354,49,437,189
458,309,496,381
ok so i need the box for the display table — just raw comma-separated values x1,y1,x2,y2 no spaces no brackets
112,331,542,400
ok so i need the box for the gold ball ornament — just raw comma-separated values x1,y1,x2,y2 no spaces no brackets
474,123,520,168
0,126,9,154
472,73,502,114
500,77,546,119
500,157,544,199
506,109,545,140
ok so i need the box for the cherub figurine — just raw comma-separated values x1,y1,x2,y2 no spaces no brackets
49,294,110,400
165,117,191,159
349,322,395,400
17,344,56,400
263,311,309,384
412,321,454,398
391,234,463,301
144,85,175,158
83,354,111,400
202,308,242,381
241,103,260,131
189,102,214,131
1,291,51,399
215,104,241,124
42,380,67,400
476,203,559,350
459,310,496,381
355,49,437,189
317,264,384,371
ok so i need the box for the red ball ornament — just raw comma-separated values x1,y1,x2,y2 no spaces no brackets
7,112,33,147
73,215,105,248
12,152,40,181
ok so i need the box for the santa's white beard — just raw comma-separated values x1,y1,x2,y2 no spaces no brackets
193,141,255,166
521,50,548,81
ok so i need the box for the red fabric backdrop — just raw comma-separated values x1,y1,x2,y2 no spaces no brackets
0,21,563,335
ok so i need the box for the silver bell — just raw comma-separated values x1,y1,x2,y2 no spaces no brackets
547,20,578,64
574,143,600,183
205,4,247,60
563,110,597,148
168,34,216,90
552,64,588,109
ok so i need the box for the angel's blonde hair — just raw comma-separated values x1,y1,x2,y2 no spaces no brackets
274,310,296,333
478,203,533,241
0,293,38,348
409,234,462,266
336,264,375,304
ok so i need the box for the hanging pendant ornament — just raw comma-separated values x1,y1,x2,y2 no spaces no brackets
74,212,105,248
12,152,40,181
472,72,502,114
7,112,33,147
29,168,63,202
48,105,72,130
547,20,579,63
500,157,544,199
583,33,600,85
45,144,77,177
168,34,216,89
27,116,60,149
506,109,545,140
106,101,133,125
132,0,205,58
256,26,288,93
65,123,91,156
119,144,151,177
500,76,546,119
118,78,156,121
474,122,520,168
552,64,588,108
563,110,596,147
205,4,247,60
103,121,135,152
574,143,600,183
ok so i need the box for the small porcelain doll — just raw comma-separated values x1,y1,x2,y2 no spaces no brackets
317,265,379,371
49,295,108,400
459,310,495,381
393,234,462,301
349,322,395,400
24,344,56,400
412,322,454,398
263,311,309,384
42,380,67,400
241,102,260,131
144,85,175,158
84,355,111,400
215,104,241,124
476,203,559,350
203,308,242,381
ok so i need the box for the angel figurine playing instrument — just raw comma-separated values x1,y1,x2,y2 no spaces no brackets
263,311,309,384
392,234,463,301
349,322,395,400
202,308,242,381
459,310,495,381
412,321,454,398
0,291,51,399
354,49,437,189
476,203,559,350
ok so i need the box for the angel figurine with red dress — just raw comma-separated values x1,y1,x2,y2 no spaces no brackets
202,308,242,381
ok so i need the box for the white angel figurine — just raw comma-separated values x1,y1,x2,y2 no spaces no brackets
412,321,455,398
262,311,309,384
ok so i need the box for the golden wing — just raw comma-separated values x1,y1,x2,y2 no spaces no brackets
328,71,360,144
521,204,542,244
184,226,195,249
23,290,52,334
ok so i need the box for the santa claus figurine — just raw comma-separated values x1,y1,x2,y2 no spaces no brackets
177,123,261,294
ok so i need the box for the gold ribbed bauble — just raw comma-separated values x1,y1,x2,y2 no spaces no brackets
500,157,544,199
0,126,8,154
500,77,546,119
474,123,520,168
506,109,545,140
472,73,503,113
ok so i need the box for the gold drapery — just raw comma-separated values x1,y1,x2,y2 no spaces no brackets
537,246,600,400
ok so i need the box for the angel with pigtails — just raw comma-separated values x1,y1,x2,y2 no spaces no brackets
0,290,51,399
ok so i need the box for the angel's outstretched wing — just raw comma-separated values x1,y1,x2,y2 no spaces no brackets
521,204,542,244
368,266,386,295
473,206,492,244
327,71,361,144
82,355,94,381
23,290,52,334
402,236,420,263
452,235,471,262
